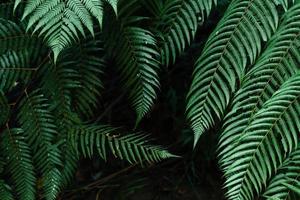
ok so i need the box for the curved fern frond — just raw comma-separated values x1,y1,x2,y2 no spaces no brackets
60,142,78,187
17,90,63,200
0,50,33,92
0,180,14,200
186,0,279,145
263,145,300,200
18,90,58,148
2,128,36,200
69,124,175,164
0,18,41,54
15,0,117,61
218,3,300,170
42,168,62,200
68,33,105,118
223,74,300,200
282,181,300,197
38,59,80,124
105,22,160,124
148,0,216,66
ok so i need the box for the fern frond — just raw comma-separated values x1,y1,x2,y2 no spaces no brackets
42,168,62,200
18,90,58,149
105,0,118,14
0,50,33,92
282,181,300,197
17,90,63,200
149,0,216,66
38,59,80,124
15,0,117,61
68,33,105,118
186,0,279,145
60,142,79,187
2,128,36,200
218,3,300,170
0,180,14,200
223,73,300,200
263,145,300,200
0,18,40,54
69,124,175,164
105,22,160,124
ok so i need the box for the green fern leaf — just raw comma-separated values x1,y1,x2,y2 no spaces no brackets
186,0,278,144
149,0,216,66
186,0,279,146
105,22,160,124
282,181,300,197
42,168,62,200
67,33,105,118
15,0,117,61
105,0,118,15
60,142,78,187
0,18,41,54
218,3,300,170
17,90,63,200
2,128,36,200
0,180,14,200
69,124,175,164
263,145,300,200
38,59,80,124
18,90,58,149
223,73,300,200
0,50,33,92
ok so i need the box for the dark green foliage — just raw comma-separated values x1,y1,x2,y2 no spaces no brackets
145,0,216,66
70,124,175,163
2,128,36,200
1,0,300,200
186,0,279,145
0,1,177,199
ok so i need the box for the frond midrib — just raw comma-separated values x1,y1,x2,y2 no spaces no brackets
230,91,300,199
188,0,255,130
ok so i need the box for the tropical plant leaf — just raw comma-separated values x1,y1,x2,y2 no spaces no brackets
17,90,63,200
0,50,33,92
218,3,300,170
223,73,300,200
0,180,14,200
263,145,300,200
2,128,36,200
60,142,79,187
67,32,105,118
186,0,279,146
69,124,176,164
0,18,41,54
147,0,216,66
282,181,300,196
104,17,160,124
14,0,118,61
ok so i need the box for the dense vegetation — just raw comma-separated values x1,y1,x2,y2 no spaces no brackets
1,0,300,199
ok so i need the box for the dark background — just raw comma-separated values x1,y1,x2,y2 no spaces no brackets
62,1,230,199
